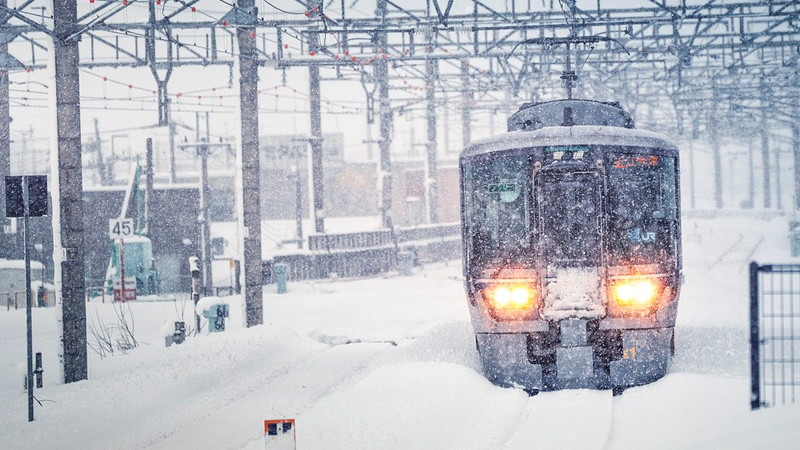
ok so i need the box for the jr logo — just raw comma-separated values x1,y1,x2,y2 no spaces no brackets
630,228,657,243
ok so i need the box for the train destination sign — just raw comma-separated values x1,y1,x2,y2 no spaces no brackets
613,155,659,169
544,145,591,153
488,183,516,193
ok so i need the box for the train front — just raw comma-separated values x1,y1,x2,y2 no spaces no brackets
460,100,681,393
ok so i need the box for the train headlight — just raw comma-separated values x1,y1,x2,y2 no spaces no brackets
613,279,657,307
483,283,537,320
491,285,532,309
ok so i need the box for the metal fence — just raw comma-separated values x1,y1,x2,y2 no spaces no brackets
264,223,462,283
750,262,800,410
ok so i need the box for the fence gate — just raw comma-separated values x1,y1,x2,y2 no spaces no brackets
750,262,800,410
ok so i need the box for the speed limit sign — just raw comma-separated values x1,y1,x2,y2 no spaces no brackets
109,218,134,239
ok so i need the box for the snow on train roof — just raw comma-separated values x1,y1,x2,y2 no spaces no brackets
461,125,678,159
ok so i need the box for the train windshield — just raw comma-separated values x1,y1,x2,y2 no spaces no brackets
606,152,678,266
538,171,601,267
464,152,533,266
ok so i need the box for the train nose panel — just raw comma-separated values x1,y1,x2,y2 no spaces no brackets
542,267,605,320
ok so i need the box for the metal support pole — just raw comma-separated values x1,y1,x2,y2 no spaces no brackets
235,0,263,327
0,3,11,259
190,256,200,332
793,124,800,211
377,0,393,228
761,83,771,209
425,57,439,223
761,117,771,209
147,0,172,127
23,176,33,421
688,139,696,210
198,142,212,296
461,61,472,148
747,136,755,209
710,85,723,209
169,120,177,183
309,59,325,233
51,0,87,384
775,143,783,210
749,261,761,410
145,138,154,234
294,166,303,249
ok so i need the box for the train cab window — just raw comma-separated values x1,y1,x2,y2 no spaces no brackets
607,152,678,265
464,153,532,264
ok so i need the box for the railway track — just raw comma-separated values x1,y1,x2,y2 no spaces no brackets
706,230,764,271
500,389,616,449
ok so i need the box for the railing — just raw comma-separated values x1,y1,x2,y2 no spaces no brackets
3,289,56,310
750,262,800,410
265,222,462,283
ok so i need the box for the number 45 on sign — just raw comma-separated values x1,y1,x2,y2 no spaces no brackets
109,218,134,239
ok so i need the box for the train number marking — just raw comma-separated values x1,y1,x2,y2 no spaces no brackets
623,346,637,360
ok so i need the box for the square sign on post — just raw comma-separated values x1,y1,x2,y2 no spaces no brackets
4,175,47,423
264,419,296,450
5,176,48,218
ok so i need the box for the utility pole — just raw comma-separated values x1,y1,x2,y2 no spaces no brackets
688,139,696,210
775,139,783,210
51,0,87,383
146,0,172,127
793,122,800,211
198,139,213,296
169,117,177,183
308,24,324,233
145,138,154,234
710,82,723,209
760,80,771,209
376,0,393,229
747,135,755,209
425,57,439,223
293,162,303,249
235,0,263,327
0,0,11,259
461,61,472,148
179,139,228,296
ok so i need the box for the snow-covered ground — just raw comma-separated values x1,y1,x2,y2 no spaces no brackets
2,214,800,449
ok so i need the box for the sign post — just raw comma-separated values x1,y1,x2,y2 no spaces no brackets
5,175,48,422
109,218,136,302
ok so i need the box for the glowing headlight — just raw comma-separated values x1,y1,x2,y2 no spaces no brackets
490,285,534,309
614,279,657,307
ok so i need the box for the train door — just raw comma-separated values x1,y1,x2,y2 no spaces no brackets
536,171,604,318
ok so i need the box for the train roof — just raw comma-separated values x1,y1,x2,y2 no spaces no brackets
508,99,634,131
461,125,679,160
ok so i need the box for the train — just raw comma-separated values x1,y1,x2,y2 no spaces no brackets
460,99,681,394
